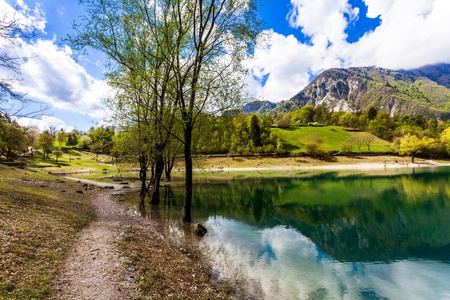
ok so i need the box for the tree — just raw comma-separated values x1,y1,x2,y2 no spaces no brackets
361,134,375,152
72,0,261,221
89,142,103,161
291,105,315,125
168,0,262,221
365,107,378,121
67,132,78,147
249,114,262,147
0,118,27,159
368,111,394,140
55,130,67,148
54,150,63,163
36,131,54,160
313,103,330,124
78,135,91,149
440,127,450,154
398,134,432,163
68,149,76,161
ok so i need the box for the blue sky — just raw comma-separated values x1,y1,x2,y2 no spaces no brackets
1,0,450,131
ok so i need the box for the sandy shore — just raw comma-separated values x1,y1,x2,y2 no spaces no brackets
196,160,450,172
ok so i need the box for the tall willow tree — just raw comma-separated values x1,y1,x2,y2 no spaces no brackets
166,0,262,221
71,0,261,221
71,0,179,203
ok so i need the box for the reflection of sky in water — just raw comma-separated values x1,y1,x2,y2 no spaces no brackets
201,217,450,300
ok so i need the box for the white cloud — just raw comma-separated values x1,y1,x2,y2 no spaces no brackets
17,115,75,132
0,0,47,34
13,39,111,119
351,0,450,69
247,0,450,102
1,0,110,123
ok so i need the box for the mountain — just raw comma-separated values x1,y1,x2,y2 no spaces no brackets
263,64,450,120
243,100,276,115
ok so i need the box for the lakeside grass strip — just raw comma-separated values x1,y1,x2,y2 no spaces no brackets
0,164,95,299
116,225,233,299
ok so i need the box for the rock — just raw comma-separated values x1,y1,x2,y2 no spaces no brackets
194,223,207,237
76,190,84,194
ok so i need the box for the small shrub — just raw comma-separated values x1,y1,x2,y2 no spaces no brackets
263,144,276,154
340,142,353,154
304,141,329,158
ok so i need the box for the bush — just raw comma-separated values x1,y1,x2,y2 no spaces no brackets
340,142,353,154
263,144,276,154
304,141,329,158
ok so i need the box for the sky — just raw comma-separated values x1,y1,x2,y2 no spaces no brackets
1,0,450,132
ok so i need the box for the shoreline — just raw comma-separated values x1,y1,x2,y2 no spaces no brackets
193,160,450,173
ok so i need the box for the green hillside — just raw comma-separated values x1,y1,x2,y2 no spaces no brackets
272,126,394,152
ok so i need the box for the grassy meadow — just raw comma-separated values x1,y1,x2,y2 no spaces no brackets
272,126,394,152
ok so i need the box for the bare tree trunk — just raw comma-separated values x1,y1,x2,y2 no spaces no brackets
183,126,193,222
139,155,148,196
149,154,164,204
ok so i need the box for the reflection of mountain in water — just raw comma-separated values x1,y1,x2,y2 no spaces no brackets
163,168,450,263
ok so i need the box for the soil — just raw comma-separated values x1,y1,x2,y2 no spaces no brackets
54,181,145,299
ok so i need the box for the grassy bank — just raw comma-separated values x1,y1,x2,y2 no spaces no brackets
116,225,232,299
0,164,95,299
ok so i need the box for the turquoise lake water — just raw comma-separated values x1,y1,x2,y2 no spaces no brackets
132,166,450,299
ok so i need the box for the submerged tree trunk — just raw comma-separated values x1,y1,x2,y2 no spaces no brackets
139,155,148,196
183,126,193,222
138,195,147,218
149,153,164,204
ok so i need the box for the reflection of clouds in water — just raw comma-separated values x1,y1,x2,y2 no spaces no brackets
201,217,450,300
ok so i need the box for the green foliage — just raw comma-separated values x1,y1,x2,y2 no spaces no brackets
440,127,450,154
36,131,54,160
88,126,114,145
55,130,67,148
304,141,329,158
66,132,78,147
398,134,434,162
368,111,395,140
54,150,63,163
249,114,262,147
340,142,353,153
0,119,28,159
291,105,315,125
78,135,92,149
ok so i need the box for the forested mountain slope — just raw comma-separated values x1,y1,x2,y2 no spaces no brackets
247,64,450,120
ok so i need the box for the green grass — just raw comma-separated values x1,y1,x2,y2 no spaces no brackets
27,149,122,174
272,126,394,152
0,164,95,299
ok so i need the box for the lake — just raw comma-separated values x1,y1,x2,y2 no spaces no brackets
130,166,450,299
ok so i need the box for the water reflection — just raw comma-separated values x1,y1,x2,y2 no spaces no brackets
203,219,450,299
129,167,450,299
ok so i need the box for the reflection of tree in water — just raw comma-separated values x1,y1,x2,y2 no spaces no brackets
183,169,450,262
139,195,147,218
163,186,176,207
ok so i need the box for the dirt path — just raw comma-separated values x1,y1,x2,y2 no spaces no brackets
55,186,145,299
64,177,126,189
